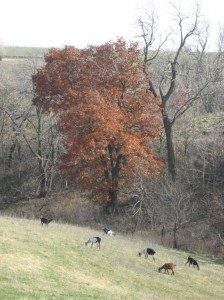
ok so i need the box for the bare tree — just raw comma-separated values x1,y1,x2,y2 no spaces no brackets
0,70,15,175
138,1,213,181
158,180,196,248
130,173,196,248
0,56,64,199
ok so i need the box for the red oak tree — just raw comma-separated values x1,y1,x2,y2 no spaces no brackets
32,39,163,211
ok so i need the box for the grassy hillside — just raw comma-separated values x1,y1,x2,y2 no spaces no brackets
0,216,223,300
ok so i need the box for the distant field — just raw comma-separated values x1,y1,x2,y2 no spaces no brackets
1,46,50,57
0,216,223,299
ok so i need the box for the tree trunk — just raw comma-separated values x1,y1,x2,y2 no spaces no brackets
173,222,178,249
39,172,47,198
8,142,16,168
38,156,47,198
162,113,176,182
104,143,121,214
106,190,117,214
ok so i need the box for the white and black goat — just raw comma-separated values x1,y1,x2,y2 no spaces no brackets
139,248,156,260
103,228,116,236
85,237,101,249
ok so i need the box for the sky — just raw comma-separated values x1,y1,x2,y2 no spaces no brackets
0,0,223,49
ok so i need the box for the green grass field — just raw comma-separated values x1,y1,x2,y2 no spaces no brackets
0,216,223,300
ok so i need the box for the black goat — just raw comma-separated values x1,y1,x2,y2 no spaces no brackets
40,217,53,226
185,256,200,270
85,237,101,249
139,248,156,260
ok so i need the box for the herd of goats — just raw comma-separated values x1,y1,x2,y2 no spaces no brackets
40,217,200,276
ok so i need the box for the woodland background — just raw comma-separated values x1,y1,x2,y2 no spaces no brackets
0,3,224,257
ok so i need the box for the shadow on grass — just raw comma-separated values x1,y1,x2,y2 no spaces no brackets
203,256,224,266
190,252,224,266
175,249,224,266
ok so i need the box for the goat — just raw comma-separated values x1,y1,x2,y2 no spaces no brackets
185,256,200,270
85,237,101,249
158,263,176,275
40,217,53,226
103,228,116,236
138,248,156,260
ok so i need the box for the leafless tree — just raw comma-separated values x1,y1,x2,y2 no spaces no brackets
0,56,64,199
130,173,196,248
129,174,159,230
157,180,196,248
137,1,213,182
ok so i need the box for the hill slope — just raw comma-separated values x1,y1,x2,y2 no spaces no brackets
0,216,223,300
2,46,49,57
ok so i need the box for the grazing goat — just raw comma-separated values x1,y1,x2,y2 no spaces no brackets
103,228,116,236
158,263,176,275
85,237,101,249
40,217,53,226
185,256,200,270
139,248,156,260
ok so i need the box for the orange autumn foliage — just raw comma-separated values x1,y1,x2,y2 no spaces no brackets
32,38,164,206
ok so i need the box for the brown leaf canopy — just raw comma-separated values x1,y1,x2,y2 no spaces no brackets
32,38,163,201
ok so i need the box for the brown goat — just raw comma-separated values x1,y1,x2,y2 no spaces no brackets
158,263,176,275
40,217,53,226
